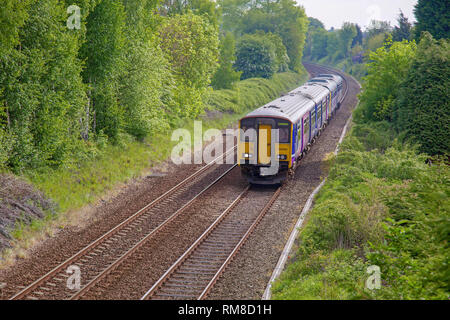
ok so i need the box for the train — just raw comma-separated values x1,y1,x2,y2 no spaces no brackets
238,73,344,185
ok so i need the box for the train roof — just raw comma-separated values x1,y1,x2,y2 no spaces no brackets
316,74,343,85
307,78,337,92
241,75,341,123
295,83,330,103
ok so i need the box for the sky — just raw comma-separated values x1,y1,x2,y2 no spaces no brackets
296,0,418,30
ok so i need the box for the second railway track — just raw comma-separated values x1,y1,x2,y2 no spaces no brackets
9,147,238,300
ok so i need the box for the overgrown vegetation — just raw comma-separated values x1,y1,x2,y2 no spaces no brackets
273,14,449,299
272,121,449,300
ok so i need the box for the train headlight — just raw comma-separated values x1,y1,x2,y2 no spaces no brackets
277,155,287,160
243,153,253,158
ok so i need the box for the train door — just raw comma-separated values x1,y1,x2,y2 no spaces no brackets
257,119,273,165
319,101,323,128
311,107,317,137
303,113,310,150
327,93,331,119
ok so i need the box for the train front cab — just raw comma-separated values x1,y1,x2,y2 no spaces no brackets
238,117,292,185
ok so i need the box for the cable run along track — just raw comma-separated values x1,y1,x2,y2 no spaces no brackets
9,147,238,300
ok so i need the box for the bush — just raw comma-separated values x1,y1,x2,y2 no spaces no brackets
358,39,417,122
394,33,450,156
235,33,278,80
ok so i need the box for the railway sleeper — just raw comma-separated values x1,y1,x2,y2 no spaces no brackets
178,267,218,274
153,293,196,299
164,282,206,290
183,260,223,266
173,271,215,278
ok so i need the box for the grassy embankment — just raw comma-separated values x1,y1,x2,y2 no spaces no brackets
271,119,449,300
3,71,308,259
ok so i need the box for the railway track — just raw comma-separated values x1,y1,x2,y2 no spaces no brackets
141,185,282,300
9,146,238,300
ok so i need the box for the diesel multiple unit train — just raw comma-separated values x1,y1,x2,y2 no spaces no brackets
238,73,344,184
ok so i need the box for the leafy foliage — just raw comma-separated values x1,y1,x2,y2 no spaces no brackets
358,39,417,122
395,33,450,156
157,12,219,118
222,0,308,73
81,0,126,142
235,33,278,80
211,33,242,90
273,120,449,300
414,0,450,40
392,10,413,42
0,0,88,170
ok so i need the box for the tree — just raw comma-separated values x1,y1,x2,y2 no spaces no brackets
158,12,219,117
395,33,450,155
218,0,249,33
0,0,88,170
414,0,450,40
81,0,126,142
159,0,220,26
366,20,392,38
255,31,290,72
0,0,31,53
359,38,417,122
308,17,325,30
309,29,328,61
352,24,363,47
392,11,412,42
120,0,174,139
268,0,308,72
338,22,357,58
304,17,327,60
211,33,241,89
326,32,340,62
235,33,277,79
235,0,308,72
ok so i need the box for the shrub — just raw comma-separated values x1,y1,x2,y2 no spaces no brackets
235,33,278,80
358,39,417,122
394,33,450,156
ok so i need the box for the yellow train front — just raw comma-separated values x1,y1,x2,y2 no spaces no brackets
238,115,293,185
238,74,343,185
